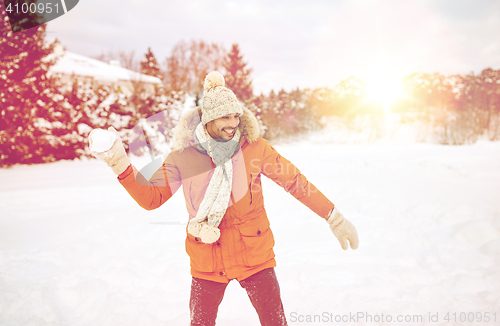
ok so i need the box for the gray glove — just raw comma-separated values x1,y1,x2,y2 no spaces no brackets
327,207,359,250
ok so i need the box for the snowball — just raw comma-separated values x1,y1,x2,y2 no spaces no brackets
89,128,117,153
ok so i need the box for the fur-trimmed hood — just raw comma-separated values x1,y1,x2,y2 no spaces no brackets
172,106,261,152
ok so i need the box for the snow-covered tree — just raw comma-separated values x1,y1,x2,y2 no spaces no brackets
0,2,80,166
223,44,254,103
140,47,161,78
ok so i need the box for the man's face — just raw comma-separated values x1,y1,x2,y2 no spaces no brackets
206,113,241,141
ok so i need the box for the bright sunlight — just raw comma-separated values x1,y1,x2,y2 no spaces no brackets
364,68,405,113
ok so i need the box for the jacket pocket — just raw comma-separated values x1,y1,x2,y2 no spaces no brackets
185,233,215,272
238,217,275,267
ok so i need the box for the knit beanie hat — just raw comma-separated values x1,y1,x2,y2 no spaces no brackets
201,71,243,125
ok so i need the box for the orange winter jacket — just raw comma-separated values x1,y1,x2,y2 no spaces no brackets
118,107,335,283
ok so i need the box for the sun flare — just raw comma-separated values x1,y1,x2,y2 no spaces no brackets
364,70,405,112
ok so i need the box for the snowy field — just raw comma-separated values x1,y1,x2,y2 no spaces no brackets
1,134,500,325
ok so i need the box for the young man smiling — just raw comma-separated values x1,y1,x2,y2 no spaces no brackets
206,112,241,141
90,71,359,326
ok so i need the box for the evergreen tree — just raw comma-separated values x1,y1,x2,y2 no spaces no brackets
0,3,79,166
140,47,161,78
223,44,253,102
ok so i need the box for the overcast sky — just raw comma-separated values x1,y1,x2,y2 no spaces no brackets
46,0,500,94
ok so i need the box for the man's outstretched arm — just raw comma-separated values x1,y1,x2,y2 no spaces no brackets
259,139,359,250
118,160,180,211
89,127,180,211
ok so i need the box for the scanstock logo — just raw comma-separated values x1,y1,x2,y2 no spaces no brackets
4,0,79,33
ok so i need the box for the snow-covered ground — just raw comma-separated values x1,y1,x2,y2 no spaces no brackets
1,135,500,325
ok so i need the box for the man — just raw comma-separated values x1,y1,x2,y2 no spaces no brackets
90,71,359,326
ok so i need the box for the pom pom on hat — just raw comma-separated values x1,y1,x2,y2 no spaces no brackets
204,71,225,91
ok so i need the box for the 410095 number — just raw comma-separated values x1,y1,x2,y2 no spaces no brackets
444,312,497,323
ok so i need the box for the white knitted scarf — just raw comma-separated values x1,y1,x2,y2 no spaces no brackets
187,123,241,243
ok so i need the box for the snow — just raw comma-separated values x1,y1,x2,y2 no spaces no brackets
1,135,500,325
49,51,162,85
88,129,117,153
